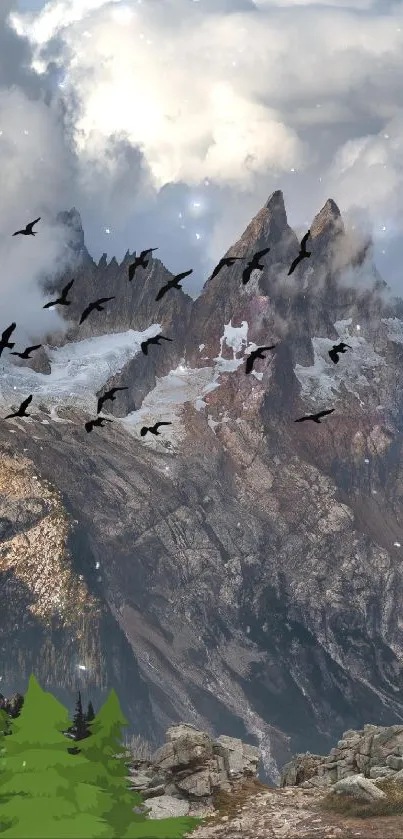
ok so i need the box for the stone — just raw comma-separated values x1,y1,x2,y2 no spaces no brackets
332,774,387,802
386,754,403,770
141,794,190,820
369,766,395,779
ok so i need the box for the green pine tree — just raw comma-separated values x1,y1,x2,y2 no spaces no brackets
76,689,148,837
86,701,95,725
0,674,115,838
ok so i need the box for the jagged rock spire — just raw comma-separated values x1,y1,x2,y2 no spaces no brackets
310,198,344,239
227,189,292,256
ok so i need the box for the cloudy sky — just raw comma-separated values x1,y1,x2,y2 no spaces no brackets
1,0,403,344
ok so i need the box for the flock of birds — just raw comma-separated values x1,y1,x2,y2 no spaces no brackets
0,217,352,434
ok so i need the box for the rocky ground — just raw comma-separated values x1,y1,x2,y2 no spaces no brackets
185,781,403,839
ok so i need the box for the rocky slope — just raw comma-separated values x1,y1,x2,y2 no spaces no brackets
1,191,403,785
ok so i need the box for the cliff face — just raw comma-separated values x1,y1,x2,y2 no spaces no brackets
1,192,403,785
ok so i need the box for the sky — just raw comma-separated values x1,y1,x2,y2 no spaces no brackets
1,0,403,346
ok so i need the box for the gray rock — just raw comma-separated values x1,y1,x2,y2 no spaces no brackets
142,795,190,820
332,774,387,802
369,766,395,779
386,754,403,770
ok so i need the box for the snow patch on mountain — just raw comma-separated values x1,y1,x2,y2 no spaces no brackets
0,326,162,415
294,318,386,408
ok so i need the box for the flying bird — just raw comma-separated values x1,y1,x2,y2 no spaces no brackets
79,297,115,325
140,422,172,437
155,270,193,301
12,217,41,237
43,279,74,308
141,334,173,355
242,248,270,285
209,256,244,281
245,345,277,375
97,387,128,414
0,323,16,356
10,344,42,360
328,342,352,364
294,408,335,424
85,417,113,433
288,230,311,275
128,249,158,282
4,394,33,419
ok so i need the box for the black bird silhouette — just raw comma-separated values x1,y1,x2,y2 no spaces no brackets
79,297,115,325
12,217,41,237
85,417,113,433
4,394,33,419
0,323,16,356
10,344,42,359
97,387,128,414
245,345,277,374
141,334,173,355
288,230,311,275
155,270,193,301
140,421,172,437
209,256,244,281
43,279,74,308
242,248,270,285
328,342,352,364
294,408,335,424
128,249,158,282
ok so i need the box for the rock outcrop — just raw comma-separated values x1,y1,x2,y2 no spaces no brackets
128,723,260,820
280,724,403,790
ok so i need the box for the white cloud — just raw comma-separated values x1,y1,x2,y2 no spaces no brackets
2,0,403,298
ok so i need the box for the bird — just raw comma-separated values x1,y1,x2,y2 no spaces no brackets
328,342,352,364
294,408,335,424
140,422,172,437
10,344,42,359
128,249,158,282
141,334,173,355
155,270,193,301
209,256,244,281
288,230,311,275
245,345,277,374
79,297,115,325
4,394,33,419
97,387,128,414
242,248,270,285
12,217,41,237
85,417,113,433
0,323,17,356
43,279,74,308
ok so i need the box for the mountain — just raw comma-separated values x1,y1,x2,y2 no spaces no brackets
1,191,403,785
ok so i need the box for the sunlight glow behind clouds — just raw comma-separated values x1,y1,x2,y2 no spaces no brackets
3,0,403,298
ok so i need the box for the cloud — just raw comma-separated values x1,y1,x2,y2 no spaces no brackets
2,0,403,305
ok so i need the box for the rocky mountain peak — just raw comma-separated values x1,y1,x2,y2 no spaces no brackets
56,207,93,267
310,197,344,240
227,189,292,258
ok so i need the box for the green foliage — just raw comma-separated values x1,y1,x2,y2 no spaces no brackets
77,688,146,836
0,677,208,839
0,675,114,837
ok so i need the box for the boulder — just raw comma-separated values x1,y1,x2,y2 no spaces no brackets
280,752,325,787
332,774,386,802
142,795,190,820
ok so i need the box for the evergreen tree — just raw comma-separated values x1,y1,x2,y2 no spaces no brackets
0,674,115,838
76,689,147,838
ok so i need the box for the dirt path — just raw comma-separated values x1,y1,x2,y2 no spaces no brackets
185,784,403,839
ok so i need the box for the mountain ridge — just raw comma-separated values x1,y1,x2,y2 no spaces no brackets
1,190,403,786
